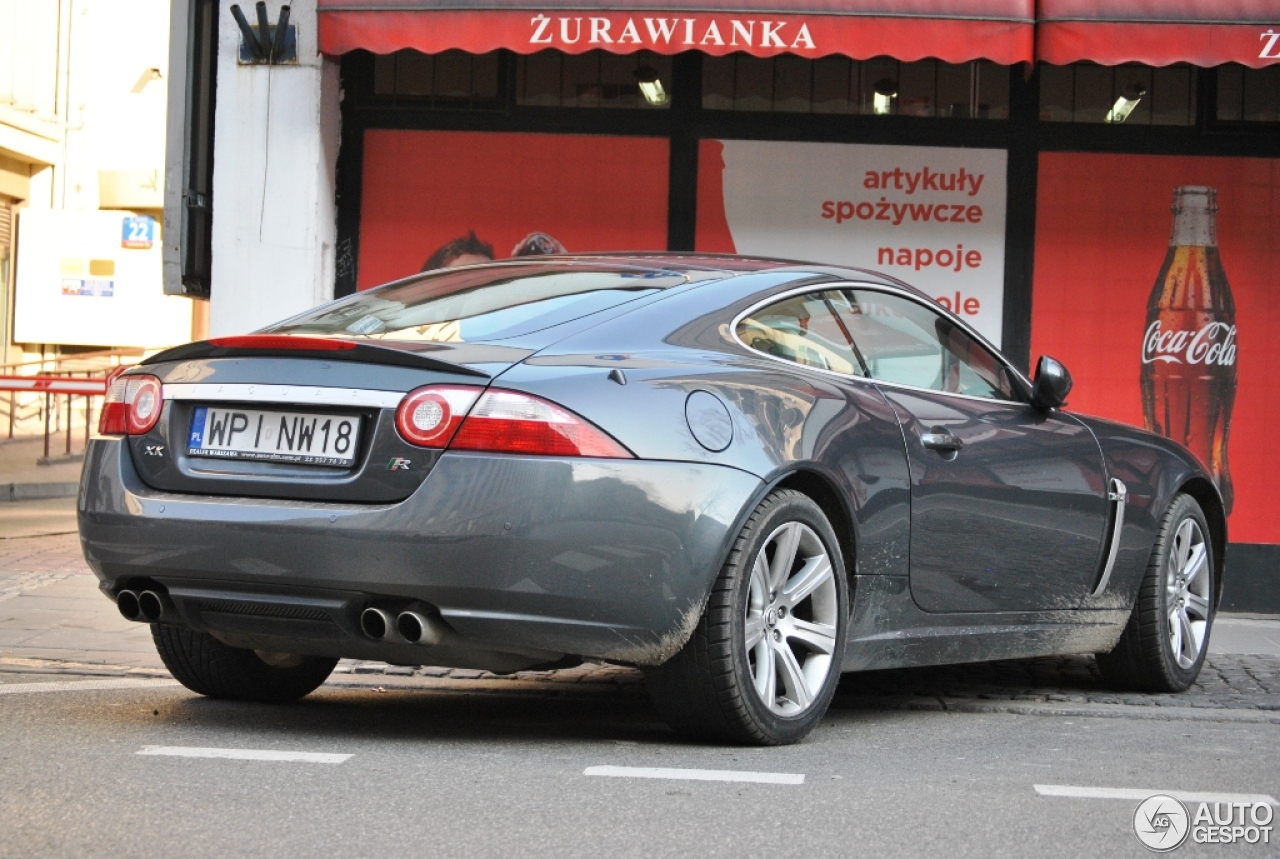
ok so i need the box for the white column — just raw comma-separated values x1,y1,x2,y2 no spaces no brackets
208,0,339,336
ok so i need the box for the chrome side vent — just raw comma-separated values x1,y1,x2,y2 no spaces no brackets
1091,478,1128,597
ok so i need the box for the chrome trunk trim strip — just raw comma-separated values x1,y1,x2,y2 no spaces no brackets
163,383,404,409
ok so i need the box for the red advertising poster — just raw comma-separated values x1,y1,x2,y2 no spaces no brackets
1032,153,1280,544
357,131,669,289
697,139,1009,346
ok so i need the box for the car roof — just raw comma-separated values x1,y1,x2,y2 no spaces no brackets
428,252,927,296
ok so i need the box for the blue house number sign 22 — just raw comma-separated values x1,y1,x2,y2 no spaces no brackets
122,216,156,249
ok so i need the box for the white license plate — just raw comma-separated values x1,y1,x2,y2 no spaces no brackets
188,406,361,467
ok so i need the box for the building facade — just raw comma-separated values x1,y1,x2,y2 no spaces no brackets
1,0,195,370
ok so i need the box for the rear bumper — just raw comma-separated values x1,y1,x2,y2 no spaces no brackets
78,439,761,668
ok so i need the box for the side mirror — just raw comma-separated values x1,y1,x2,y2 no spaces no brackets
1030,355,1072,411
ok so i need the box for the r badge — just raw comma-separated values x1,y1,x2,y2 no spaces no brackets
387,457,412,471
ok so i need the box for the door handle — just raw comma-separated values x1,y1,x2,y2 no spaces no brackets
920,431,963,453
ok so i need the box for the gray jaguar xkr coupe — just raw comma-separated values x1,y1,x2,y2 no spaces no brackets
78,255,1225,744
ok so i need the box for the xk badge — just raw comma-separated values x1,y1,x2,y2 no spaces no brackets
387,457,412,471
143,445,165,457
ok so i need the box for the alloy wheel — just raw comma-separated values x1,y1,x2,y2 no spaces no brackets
745,521,839,716
1165,517,1211,670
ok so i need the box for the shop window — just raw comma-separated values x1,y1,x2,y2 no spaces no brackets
811,57,853,114
519,51,561,106
515,50,672,109
701,54,1009,118
563,52,602,107
859,56,899,115
733,56,774,111
372,50,502,107
773,54,812,113
897,61,936,117
1039,62,1197,126
1216,65,1280,123
935,62,973,119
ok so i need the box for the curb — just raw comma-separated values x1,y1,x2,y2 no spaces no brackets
0,657,170,677
2,657,1276,724
834,694,1280,724
5,482,79,502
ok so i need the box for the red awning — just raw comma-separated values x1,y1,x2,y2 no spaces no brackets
317,0,1036,65
1038,0,1280,69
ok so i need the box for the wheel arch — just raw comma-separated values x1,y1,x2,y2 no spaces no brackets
684,465,858,660
772,468,857,590
1177,477,1228,608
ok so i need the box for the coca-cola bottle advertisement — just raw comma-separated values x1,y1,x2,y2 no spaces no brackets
1139,186,1237,513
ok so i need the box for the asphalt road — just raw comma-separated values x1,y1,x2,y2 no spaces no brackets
1,673,1276,858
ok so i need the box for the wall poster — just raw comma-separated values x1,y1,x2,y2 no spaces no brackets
357,130,670,290
14,209,192,348
696,139,1009,346
1032,153,1279,544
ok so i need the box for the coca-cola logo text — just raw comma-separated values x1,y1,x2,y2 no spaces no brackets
1142,321,1237,366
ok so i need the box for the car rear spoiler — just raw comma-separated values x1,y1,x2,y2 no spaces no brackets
141,335,489,377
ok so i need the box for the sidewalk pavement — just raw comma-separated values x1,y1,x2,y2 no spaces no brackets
0,532,1277,720
0,436,83,501
0,435,81,539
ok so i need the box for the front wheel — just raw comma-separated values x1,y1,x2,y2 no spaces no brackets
152,625,337,703
1097,493,1215,692
645,489,849,745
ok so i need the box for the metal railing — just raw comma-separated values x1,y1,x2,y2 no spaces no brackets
0,349,142,463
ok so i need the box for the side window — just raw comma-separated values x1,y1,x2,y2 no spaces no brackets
837,290,1017,400
736,291,866,376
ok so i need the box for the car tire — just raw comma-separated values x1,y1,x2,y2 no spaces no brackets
645,489,849,745
1097,493,1215,693
152,624,337,703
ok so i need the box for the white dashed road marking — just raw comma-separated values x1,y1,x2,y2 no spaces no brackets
0,678,179,695
585,765,804,785
1035,784,1278,806
138,746,352,764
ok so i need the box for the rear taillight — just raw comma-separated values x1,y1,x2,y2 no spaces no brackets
393,386,632,458
451,390,633,459
394,385,484,447
99,374,163,437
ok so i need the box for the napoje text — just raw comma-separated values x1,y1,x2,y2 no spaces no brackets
878,245,983,273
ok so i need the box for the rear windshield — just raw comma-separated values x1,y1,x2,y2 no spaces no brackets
266,264,687,343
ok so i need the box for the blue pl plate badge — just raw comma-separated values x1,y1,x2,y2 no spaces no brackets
122,215,156,249
189,407,207,449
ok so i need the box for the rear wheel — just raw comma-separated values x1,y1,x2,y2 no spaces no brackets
1097,493,1214,692
152,625,337,703
645,489,848,745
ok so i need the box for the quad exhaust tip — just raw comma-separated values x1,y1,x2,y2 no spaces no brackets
360,606,447,645
360,606,396,641
396,610,446,646
138,590,166,623
116,590,141,621
117,589,170,623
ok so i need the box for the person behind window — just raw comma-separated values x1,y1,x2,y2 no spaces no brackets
421,230,495,271
510,231,567,257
